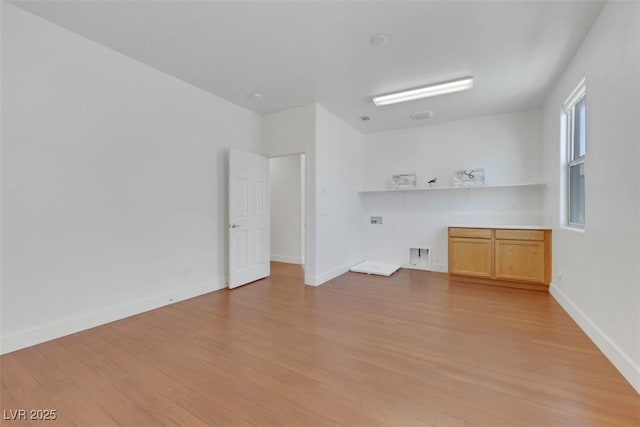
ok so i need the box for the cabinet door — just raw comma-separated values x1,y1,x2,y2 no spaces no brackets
449,238,492,278
495,240,545,283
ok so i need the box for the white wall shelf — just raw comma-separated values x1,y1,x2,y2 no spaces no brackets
359,183,545,194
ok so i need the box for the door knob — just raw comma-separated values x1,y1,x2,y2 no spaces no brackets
230,224,240,229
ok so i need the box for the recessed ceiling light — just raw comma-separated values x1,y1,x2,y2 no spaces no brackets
369,33,388,46
372,76,474,106
410,111,434,120
250,92,262,103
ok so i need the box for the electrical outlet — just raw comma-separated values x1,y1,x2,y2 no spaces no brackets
370,216,382,224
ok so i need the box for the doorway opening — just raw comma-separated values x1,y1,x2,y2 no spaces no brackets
269,153,306,273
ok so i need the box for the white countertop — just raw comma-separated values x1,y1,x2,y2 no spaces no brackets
448,224,551,230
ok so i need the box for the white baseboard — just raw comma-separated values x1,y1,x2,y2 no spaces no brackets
402,263,448,272
550,283,640,394
305,260,444,286
305,264,352,286
0,278,227,355
271,254,304,265
430,263,448,273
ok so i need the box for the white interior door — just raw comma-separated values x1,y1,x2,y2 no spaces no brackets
228,148,270,289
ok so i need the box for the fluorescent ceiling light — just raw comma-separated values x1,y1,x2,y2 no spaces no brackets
372,77,474,106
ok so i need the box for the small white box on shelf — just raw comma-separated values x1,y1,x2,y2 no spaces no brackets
391,173,417,189
454,168,485,187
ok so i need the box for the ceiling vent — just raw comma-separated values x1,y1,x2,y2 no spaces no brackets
410,111,434,121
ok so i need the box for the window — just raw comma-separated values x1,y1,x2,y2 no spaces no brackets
563,79,586,228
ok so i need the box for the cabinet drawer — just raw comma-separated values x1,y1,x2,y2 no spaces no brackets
495,229,544,241
448,228,492,239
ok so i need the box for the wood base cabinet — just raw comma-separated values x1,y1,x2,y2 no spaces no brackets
448,227,551,291
448,227,492,278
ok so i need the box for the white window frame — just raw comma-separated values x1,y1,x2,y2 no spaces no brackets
563,78,586,229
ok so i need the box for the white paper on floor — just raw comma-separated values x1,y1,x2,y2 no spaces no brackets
349,261,400,277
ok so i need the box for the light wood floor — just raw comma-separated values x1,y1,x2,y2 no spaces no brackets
1,262,638,426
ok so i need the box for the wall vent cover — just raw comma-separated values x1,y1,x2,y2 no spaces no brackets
410,111,434,120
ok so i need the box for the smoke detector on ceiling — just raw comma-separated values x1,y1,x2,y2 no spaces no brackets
369,33,388,46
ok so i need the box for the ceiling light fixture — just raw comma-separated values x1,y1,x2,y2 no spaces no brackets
372,76,474,107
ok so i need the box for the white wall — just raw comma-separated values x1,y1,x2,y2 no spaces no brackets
365,109,543,189
363,109,545,271
269,154,303,264
542,1,640,392
264,104,366,286
0,0,4,346
263,105,316,284
263,105,316,158
313,105,366,284
1,4,262,353
300,155,305,262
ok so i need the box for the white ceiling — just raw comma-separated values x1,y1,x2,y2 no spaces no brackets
12,0,605,134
